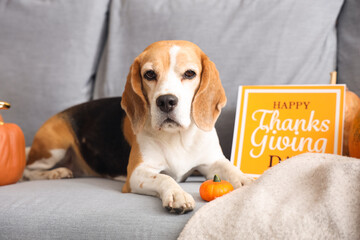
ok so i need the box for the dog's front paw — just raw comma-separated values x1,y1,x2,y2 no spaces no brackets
230,173,255,189
162,189,195,214
46,167,73,179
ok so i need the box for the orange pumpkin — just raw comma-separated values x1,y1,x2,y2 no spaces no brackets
349,109,360,158
200,175,234,201
0,102,26,186
343,90,360,156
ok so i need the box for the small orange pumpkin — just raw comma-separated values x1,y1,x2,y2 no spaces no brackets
343,90,360,156
200,175,234,201
0,102,26,186
349,109,360,158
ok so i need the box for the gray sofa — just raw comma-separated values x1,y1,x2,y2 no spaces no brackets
0,0,359,239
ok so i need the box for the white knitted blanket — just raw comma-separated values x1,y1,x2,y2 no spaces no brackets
179,153,360,240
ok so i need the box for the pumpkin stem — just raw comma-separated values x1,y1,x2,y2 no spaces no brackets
213,174,221,182
0,102,10,125
0,102,11,110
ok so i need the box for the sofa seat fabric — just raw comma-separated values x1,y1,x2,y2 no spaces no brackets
0,177,206,240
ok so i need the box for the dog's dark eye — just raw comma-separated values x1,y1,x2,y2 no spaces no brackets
144,70,157,81
183,70,196,79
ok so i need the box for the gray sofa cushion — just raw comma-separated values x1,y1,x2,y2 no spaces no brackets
0,177,206,240
94,0,343,158
0,0,109,145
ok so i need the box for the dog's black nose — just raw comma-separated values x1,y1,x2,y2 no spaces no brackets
156,94,178,113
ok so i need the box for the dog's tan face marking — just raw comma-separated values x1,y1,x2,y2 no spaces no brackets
140,44,201,132
121,40,227,133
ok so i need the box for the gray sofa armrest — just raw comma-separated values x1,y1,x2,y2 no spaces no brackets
337,0,360,95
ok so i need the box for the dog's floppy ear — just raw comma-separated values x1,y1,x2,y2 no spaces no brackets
121,58,148,134
192,54,227,131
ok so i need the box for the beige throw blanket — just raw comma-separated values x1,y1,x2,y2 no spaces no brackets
179,153,360,240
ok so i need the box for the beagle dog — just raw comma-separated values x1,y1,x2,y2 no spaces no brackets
24,40,253,214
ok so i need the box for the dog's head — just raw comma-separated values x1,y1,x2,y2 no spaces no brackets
121,40,227,134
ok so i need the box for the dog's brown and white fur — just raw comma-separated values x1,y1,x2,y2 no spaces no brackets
24,40,253,214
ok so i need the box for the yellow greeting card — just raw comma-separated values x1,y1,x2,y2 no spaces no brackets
230,85,346,177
